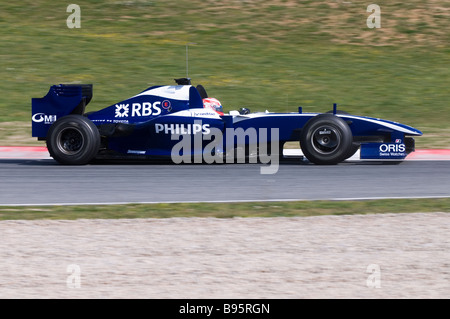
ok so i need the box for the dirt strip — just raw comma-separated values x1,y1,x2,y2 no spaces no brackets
0,213,449,298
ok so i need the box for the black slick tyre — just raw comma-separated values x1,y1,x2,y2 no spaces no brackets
300,114,353,165
46,115,100,165
326,110,360,159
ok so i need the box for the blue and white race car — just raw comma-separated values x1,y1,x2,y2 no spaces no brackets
31,78,422,165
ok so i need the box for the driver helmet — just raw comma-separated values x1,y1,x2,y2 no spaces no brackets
203,97,224,115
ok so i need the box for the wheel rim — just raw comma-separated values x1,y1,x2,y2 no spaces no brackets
310,125,341,155
56,127,84,155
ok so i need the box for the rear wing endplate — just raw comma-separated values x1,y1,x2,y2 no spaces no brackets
32,84,93,138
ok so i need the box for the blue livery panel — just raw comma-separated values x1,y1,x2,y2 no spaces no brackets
87,85,204,125
360,142,407,160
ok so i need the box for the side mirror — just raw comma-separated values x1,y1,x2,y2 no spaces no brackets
239,107,251,115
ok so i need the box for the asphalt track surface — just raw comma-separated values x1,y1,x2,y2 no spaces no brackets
1,156,449,206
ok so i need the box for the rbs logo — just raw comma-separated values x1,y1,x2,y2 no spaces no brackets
115,102,161,118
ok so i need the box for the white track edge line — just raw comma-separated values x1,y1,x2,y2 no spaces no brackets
2,195,450,207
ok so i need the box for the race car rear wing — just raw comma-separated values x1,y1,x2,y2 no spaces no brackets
32,84,93,139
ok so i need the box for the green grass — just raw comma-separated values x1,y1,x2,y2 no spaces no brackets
0,198,449,220
0,0,449,147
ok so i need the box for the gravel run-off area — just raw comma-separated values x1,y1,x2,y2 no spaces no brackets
0,212,449,299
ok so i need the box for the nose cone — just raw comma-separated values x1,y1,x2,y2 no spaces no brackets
400,124,423,136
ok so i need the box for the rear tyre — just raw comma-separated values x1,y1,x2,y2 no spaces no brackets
300,114,353,165
46,115,100,165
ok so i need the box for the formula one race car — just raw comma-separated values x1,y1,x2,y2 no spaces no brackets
32,78,422,166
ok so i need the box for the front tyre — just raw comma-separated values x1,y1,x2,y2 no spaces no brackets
300,114,353,165
46,115,100,165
